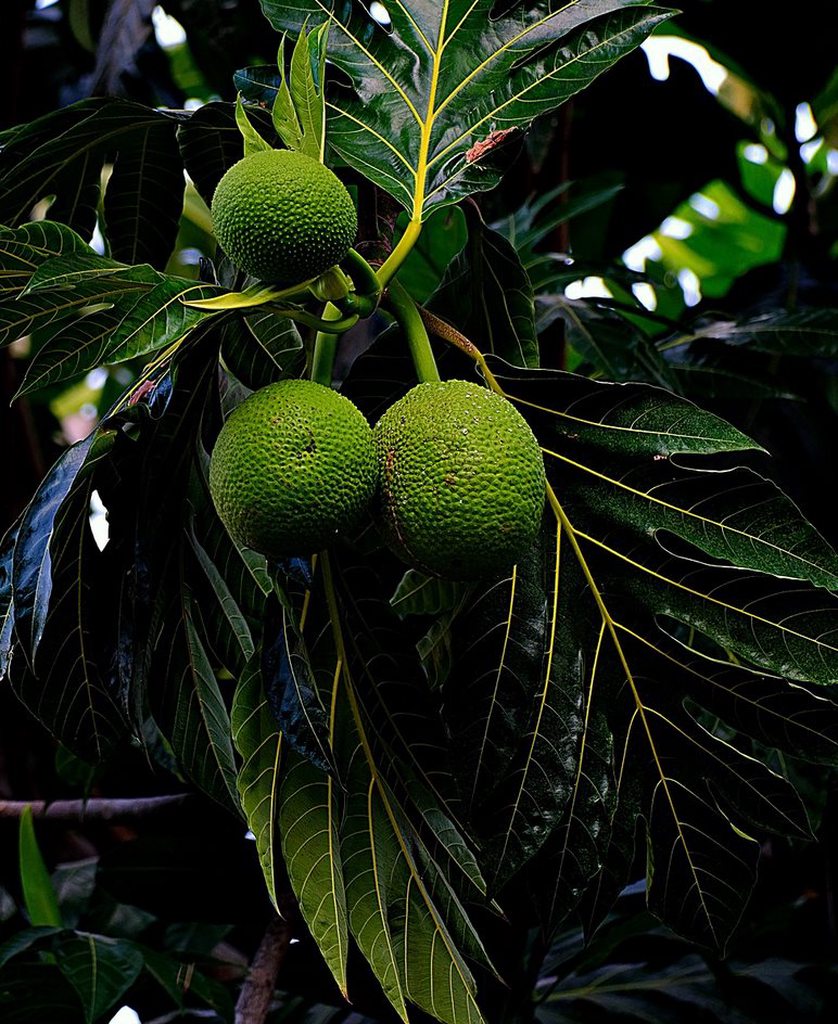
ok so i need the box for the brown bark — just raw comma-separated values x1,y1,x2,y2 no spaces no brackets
234,907,295,1024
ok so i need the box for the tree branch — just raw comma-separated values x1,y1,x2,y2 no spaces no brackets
235,907,295,1024
0,795,190,821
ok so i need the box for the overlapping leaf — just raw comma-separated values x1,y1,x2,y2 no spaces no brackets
430,203,539,368
455,356,838,946
254,0,672,218
334,666,486,1024
221,310,304,391
8,427,129,761
675,307,838,359
266,552,493,1023
0,99,186,268
231,656,285,908
150,565,240,813
0,225,221,395
279,745,349,994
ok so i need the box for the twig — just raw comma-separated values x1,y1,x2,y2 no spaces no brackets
0,795,190,820
235,910,295,1024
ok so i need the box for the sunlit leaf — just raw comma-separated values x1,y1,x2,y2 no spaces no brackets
231,656,284,907
18,807,62,927
0,226,221,394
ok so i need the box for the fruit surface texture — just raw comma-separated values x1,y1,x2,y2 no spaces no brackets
374,380,546,580
210,149,357,284
209,380,377,559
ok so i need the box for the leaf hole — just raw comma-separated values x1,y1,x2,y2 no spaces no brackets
89,489,110,552
355,0,393,33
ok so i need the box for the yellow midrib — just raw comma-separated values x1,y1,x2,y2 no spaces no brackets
412,3,449,220
547,482,720,945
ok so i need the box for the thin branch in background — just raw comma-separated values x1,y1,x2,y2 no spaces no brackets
0,795,191,820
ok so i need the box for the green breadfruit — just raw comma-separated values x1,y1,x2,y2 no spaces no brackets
373,380,546,580
210,149,357,285
209,379,377,560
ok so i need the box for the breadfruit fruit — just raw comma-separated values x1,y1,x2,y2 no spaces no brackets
209,380,377,559
373,380,546,580
210,149,357,285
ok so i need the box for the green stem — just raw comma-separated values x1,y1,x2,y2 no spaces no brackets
384,280,440,383
376,218,422,288
309,303,347,386
269,306,358,334
345,249,382,300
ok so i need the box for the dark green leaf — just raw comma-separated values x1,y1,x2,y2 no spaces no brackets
535,295,673,385
430,203,539,368
0,927,63,970
456,357,838,947
398,207,468,305
256,1,672,218
280,746,349,995
0,520,18,682
150,556,240,813
178,101,278,208
0,99,186,267
0,963,81,1023
221,311,304,390
262,590,336,774
684,308,838,358
53,933,143,1024
10,425,129,761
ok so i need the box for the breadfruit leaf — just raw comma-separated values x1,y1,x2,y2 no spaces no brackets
253,0,672,219
231,656,285,909
0,99,186,269
7,428,129,762
440,354,838,948
0,224,221,396
235,93,274,156
52,933,143,1024
429,202,540,368
272,23,330,160
279,743,350,995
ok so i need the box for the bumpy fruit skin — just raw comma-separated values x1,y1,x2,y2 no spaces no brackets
373,380,546,580
210,149,357,285
209,380,377,559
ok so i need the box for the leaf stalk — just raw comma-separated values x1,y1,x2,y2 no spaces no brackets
384,280,440,383
376,218,422,288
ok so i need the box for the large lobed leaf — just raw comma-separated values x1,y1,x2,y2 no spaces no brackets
439,355,838,949
252,0,672,219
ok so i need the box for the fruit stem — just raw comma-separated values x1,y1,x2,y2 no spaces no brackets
376,218,422,289
414,304,504,393
268,306,358,334
345,249,382,302
309,303,345,386
384,280,441,384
